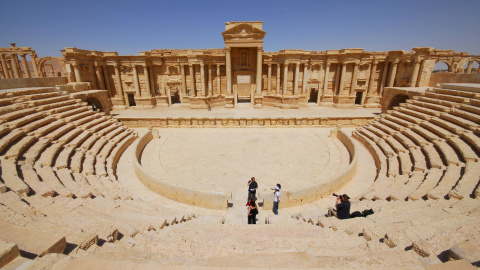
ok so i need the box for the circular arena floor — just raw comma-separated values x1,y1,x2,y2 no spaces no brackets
140,128,350,197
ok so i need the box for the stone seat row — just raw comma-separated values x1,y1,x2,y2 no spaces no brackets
353,87,480,201
0,87,136,200
294,198,480,265
0,191,195,259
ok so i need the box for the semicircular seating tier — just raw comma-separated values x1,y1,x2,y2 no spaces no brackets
352,83,480,201
0,86,197,257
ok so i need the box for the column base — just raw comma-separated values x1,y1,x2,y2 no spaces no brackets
254,95,263,109
135,96,156,108
155,96,169,107
225,94,235,108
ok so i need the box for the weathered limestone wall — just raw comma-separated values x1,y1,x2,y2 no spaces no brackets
260,129,358,209
133,130,232,210
0,77,67,90
429,73,480,86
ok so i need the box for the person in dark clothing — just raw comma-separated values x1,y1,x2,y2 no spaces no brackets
327,194,351,219
247,177,258,204
247,199,258,224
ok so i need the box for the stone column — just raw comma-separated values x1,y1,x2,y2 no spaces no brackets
216,64,221,95
11,54,20,78
226,47,232,94
142,64,151,97
181,64,187,98
95,63,105,90
114,62,124,97
102,64,112,96
6,61,14,78
132,64,140,96
148,63,156,96
256,47,262,95
30,54,41,78
294,62,299,95
90,63,99,89
409,60,421,87
20,54,31,78
466,60,473,74
200,63,206,96
302,63,309,94
73,63,82,82
189,64,196,97
367,61,378,95
208,64,212,96
338,63,347,95
267,63,272,94
323,62,330,95
0,54,10,79
334,63,341,95
350,62,358,95
387,61,399,87
276,63,280,94
283,63,288,95
379,61,389,94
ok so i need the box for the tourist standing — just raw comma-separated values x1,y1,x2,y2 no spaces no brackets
272,184,281,215
247,199,258,224
247,177,258,204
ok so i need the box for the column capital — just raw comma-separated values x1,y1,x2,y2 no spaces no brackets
267,63,272,67
257,47,263,52
189,63,193,67
225,47,231,52
200,63,204,67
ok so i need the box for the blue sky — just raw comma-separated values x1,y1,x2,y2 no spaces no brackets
1,0,479,57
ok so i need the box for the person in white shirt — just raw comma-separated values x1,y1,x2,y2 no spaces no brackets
271,184,281,215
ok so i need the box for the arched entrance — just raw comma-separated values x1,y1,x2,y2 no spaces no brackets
37,57,66,77
86,97,103,112
388,94,409,110
433,61,450,73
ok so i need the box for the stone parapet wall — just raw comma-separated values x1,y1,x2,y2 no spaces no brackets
0,77,67,90
118,116,372,129
429,73,480,86
133,130,232,210
260,129,358,209
380,87,428,113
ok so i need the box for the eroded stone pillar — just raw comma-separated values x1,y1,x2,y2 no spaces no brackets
208,64,212,96
276,63,280,95
350,62,358,95
338,63,346,95
114,62,124,97
0,54,10,79
20,54,31,78
302,63,308,94
200,63,206,96
11,54,20,78
283,63,288,95
323,62,330,96
410,60,421,87
30,54,41,78
102,63,112,96
367,61,377,95
226,48,232,94
95,63,105,90
267,63,272,94
143,64,151,97
216,64,221,95
334,63,341,95
181,64,187,98
73,63,82,82
189,64,196,97
256,47,262,95
387,61,399,87
293,62,299,95
379,61,389,94
466,60,473,74
148,63,156,96
132,64,140,96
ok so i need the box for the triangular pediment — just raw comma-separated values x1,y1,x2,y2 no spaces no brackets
222,23,266,37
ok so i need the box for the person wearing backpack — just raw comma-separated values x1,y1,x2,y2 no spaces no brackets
247,198,258,224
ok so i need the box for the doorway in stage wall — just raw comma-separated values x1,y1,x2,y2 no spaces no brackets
355,91,363,105
127,93,136,107
236,74,252,103
309,88,318,103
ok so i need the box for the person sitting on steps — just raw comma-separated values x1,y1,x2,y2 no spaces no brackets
327,194,351,219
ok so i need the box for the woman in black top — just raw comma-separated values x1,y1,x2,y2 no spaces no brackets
248,199,258,224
